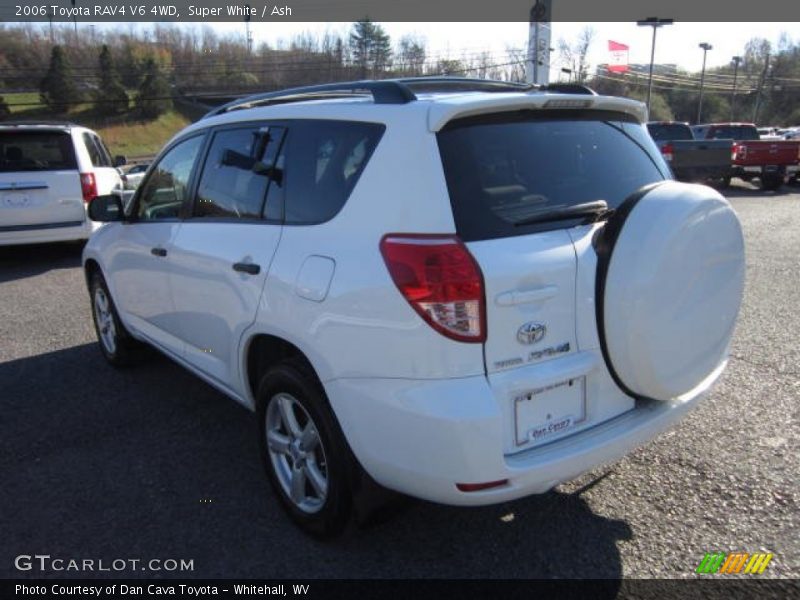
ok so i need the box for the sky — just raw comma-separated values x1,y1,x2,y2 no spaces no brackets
72,21,796,76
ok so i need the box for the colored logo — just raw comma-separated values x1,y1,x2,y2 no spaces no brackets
696,552,774,574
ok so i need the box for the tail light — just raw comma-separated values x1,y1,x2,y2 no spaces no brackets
732,143,746,161
80,172,97,203
380,234,486,343
660,143,673,162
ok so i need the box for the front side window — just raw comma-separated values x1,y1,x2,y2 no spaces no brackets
194,126,284,220
135,135,204,221
282,120,384,225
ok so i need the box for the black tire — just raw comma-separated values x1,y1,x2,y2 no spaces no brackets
717,175,731,189
761,174,783,192
256,359,354,538
89,271,146,366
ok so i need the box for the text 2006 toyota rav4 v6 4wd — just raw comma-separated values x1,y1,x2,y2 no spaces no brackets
83,79,745,536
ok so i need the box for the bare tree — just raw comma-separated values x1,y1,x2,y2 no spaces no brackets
557,26,595,83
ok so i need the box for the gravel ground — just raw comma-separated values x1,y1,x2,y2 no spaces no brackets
0,181,797,581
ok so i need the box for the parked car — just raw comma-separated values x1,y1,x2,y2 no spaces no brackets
0,122,124,246
646,121,731,186
121,163,149,189
83,78,745,537
692,122,800,190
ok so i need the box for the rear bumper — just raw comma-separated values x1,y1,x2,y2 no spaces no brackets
0,219,98,246
672,166,731,181
326,361,725,506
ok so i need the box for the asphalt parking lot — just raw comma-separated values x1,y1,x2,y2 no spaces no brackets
1,181,798,581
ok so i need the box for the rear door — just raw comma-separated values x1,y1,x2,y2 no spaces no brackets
168,123,286,390
437,110,671,453
0,129,85,229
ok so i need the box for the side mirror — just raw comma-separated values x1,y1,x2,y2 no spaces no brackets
88,194,125,222
113,155,127,167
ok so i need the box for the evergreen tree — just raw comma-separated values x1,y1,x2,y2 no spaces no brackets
40,46,81,113
0,96,10,119
348,20,392,78
136,58,172,119
96,45,129,116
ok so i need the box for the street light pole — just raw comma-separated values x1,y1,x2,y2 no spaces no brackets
731,55,742,121
697,42,713,124
636,17,673,115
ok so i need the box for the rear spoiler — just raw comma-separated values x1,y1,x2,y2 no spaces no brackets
427,94,647,132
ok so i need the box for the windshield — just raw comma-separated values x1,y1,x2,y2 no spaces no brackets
437,110,669,242
0,130,77,172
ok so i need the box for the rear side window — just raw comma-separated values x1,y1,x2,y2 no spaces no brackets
0,131,77,172
647,123,693,141
282,120,384,225
438,110,669,242
82,132,112,167
194,126,284,220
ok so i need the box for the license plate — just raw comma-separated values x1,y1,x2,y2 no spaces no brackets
764,165,778,172
514,377,586,447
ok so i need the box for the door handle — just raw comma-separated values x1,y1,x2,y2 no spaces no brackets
233,262,261,275
151,247,167,257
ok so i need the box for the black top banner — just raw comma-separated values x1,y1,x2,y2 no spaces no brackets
1,0,800,22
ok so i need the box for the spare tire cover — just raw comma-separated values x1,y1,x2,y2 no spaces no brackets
598,180,745,401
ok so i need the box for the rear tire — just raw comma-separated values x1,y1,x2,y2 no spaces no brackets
89,272,146,367
761,174,783,192
256,359,354,538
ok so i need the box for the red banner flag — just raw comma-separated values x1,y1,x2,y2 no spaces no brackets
608,40,629,73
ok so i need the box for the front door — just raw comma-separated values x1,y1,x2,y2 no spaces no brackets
106,134,206,356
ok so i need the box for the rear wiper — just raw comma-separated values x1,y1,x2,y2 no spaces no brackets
512,200,614,227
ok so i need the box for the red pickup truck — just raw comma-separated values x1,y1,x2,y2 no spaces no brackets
692,123,800,191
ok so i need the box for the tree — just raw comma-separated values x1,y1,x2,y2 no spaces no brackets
348,19,392,78
396,35,426,76
558,27,595,84
136,58,172,119
95,45,129,116
40,45,81,113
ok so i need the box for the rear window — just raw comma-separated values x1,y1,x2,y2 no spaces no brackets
647,123,693,141
0,130,77,172
707,126,759,140
438,110,669,242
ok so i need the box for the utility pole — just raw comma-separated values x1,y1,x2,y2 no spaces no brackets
245,5,253,55
71,0,77,38
697,42,712,124
731,56,742,121
527,0,552,85
636,17,673,115
753,51,770,124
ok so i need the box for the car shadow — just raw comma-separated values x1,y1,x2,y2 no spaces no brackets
0,242,84,284
1,343,630,582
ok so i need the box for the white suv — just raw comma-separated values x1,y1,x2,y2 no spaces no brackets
0,122,124,246
82,79,745,536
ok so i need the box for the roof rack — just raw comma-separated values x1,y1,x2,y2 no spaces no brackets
202,77,597,119
0,120,77,127
395,77,536,94
203,80,417,118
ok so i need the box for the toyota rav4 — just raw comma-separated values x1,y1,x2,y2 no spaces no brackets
82,78,745,537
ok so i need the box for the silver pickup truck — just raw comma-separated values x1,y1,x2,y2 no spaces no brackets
647,121,732,186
